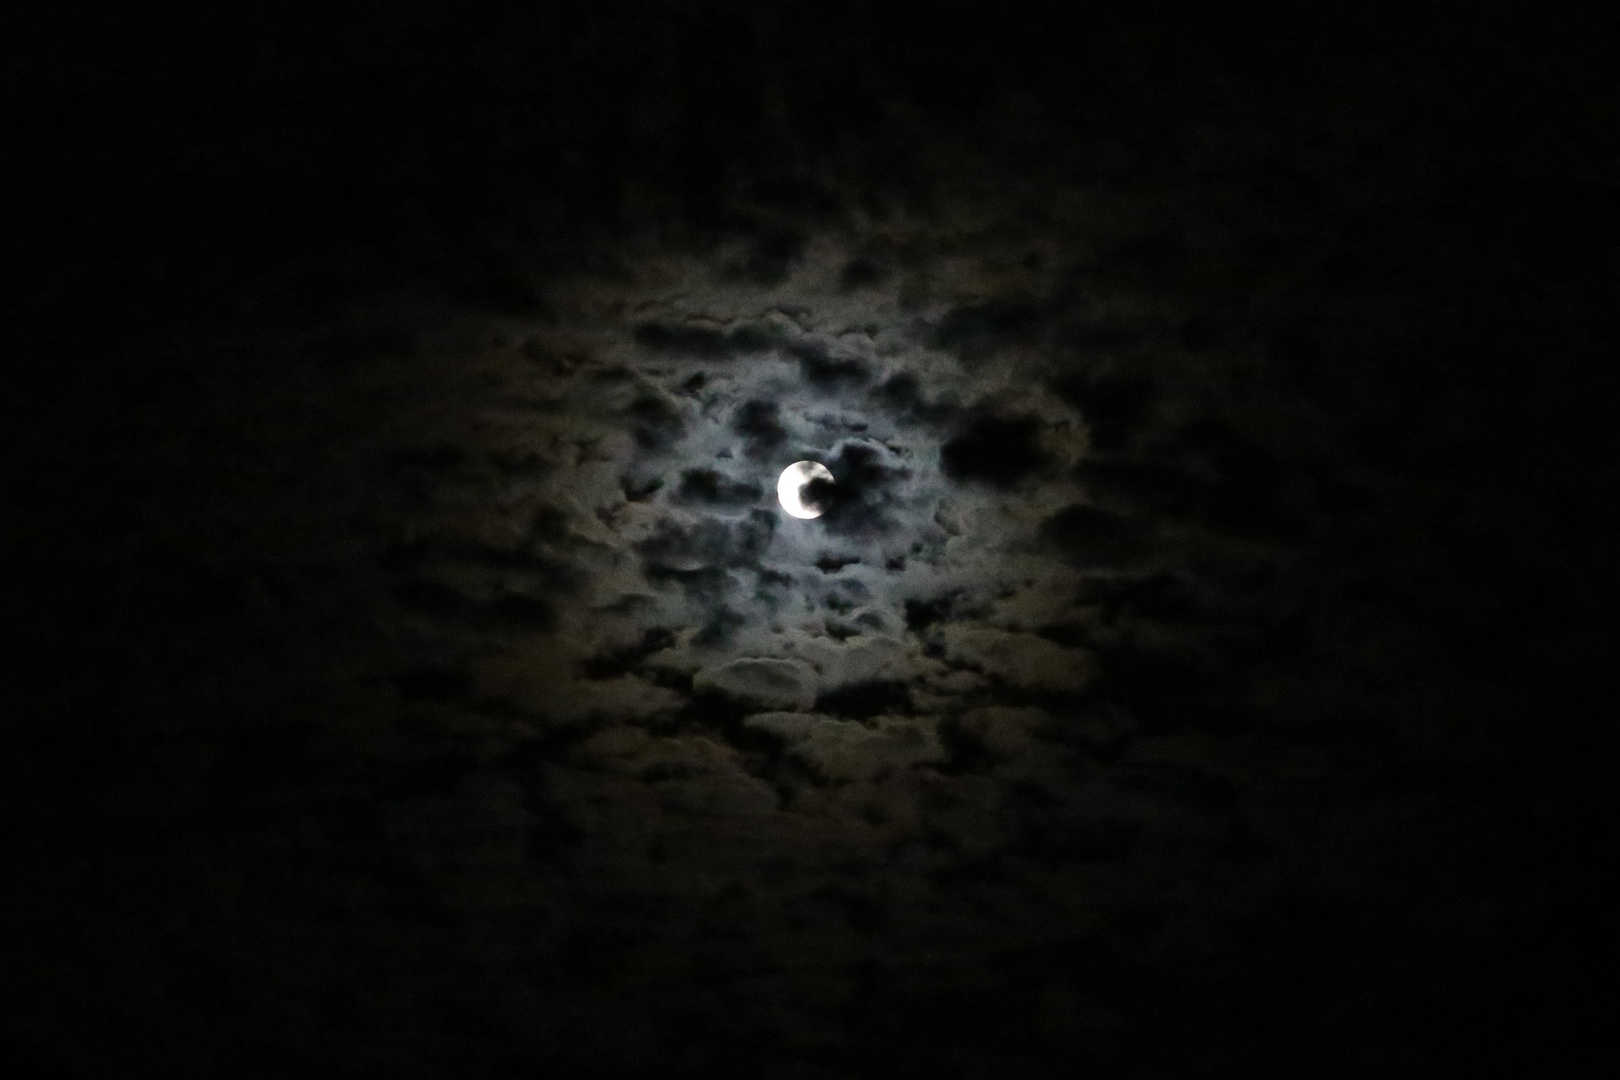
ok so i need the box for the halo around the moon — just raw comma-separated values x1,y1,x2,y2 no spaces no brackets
778,461,834,519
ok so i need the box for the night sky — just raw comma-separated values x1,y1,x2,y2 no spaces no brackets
3,2,1616,1076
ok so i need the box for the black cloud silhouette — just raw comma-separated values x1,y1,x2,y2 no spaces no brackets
941,414,1050,487
790,339,868,390
818,440,911,537
733,399,788,458
676,468,763,509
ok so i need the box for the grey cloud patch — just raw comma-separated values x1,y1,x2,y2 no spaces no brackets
941,625,1098,696
742,712,946,783
632,312,801,359
694,658,816,712
638,512,777,582
954,705,1055,761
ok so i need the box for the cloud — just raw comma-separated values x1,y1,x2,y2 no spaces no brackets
1039,502,1142,565
928,297,1051,360
790,339,869,390
742,712,946,783
955,704,1054,760
694,657,817,711
637,512,777,575
871,370,957,425
475,639,686,727
631,315,794,359
732,398,788,458
372,206,1273,958
1050,369,1160,452
624,386,688,450
940,625,1097,696
675,467,765,509
735,229,806,286
817,439,912,537
940,413,1052,487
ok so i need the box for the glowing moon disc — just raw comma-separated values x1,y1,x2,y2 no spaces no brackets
778,461,834,519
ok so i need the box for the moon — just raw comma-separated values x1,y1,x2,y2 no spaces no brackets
777,460,834,519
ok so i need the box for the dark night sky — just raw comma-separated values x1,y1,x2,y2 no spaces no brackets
3,2,1617,1077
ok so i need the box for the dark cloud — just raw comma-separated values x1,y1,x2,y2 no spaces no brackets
789,339,869,390
1039,503,1140,565
693,607,749,646
730,320,790,352
633,321,732,356
675,468,763,509
737,229,806,286
928,297,1049,359
816,679,911,718
633,317,790,358
732,398,787,457
620,473,666,501
1173,418,1299,538
904,595,954,632
391,576,558,632
820,576,872,612
1058,316,1144,353
582,627,678,679
391,664,474,703
626,390,685,449
801,475,835,516
643,563,732,604
818,439,911,537
636,511,776,583
839,255,890,291
941,414,1050,487
872,370,956,424
1050,370,1159,452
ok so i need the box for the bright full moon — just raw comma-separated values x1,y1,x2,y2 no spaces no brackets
777,460,834,519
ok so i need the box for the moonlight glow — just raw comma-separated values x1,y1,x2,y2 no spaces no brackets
777,460,834,519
